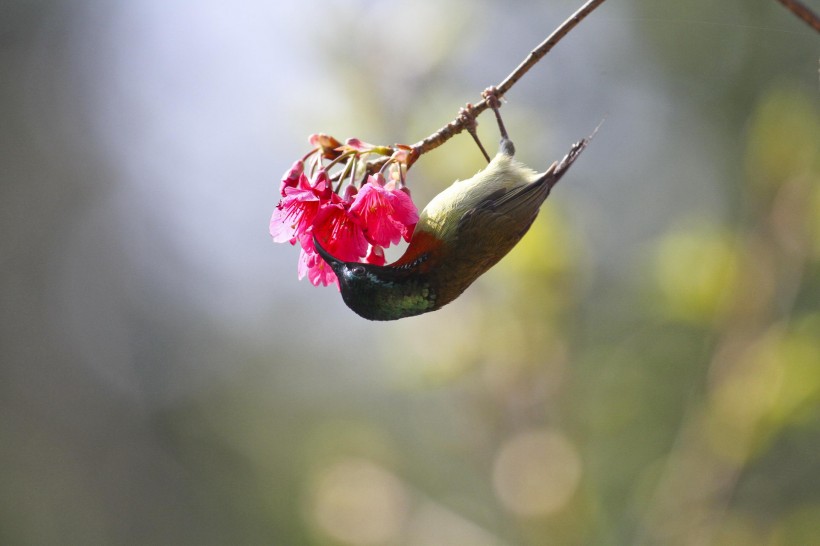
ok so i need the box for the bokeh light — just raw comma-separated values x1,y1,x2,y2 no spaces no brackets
492,429,582,517
309,458,409,545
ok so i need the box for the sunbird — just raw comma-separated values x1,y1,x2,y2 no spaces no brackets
315,113,591,321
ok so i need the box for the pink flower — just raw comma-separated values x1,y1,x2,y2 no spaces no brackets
269,170,331,245
270,140,422,290
313,201,369,263
349,174,419,247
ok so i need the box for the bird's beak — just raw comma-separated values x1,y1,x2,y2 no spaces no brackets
313,236,343,270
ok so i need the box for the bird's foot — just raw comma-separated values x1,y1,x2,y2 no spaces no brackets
458,103,491,163
482,86,514,156
482,87,509,139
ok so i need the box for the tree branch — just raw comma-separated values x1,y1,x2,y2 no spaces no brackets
775,0,820,33
405,0,608,164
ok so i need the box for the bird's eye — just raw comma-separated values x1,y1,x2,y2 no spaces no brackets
350,264,366,277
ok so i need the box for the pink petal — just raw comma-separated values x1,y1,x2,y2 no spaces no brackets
270,190,322,244
279,160,304,196
314,203,369,262
295,171,314,192
365,245,386,266
343,184,358,203
344,138,374,152
311,170,333,201
348,180,418,247
370,214,405,247
385,186,419,225
269,204,299,244
370,173,387,187
297,247,311,280
302,247,339,288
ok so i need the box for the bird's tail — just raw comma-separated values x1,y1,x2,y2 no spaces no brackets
540,120,603,189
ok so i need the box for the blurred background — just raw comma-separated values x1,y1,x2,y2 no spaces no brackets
1,0,819,544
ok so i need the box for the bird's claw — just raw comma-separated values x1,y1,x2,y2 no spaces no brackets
482,86,510,143
459,103,492,163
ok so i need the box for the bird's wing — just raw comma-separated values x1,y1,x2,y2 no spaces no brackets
456,174,551,240
455,136,591,247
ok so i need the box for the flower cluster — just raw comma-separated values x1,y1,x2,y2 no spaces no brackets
270,135,418,288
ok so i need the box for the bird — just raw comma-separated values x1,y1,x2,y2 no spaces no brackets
314,115,592,321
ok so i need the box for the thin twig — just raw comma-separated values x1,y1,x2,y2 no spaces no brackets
362,0,607,174
775,0,820,33
406,0,608,163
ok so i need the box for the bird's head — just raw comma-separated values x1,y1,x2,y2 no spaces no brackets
313,237,436,321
